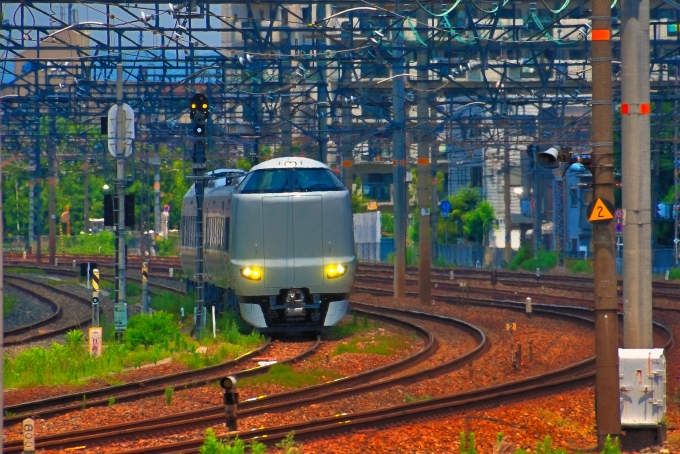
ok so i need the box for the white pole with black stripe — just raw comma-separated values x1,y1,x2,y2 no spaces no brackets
91,269,100,327
142,262,150,315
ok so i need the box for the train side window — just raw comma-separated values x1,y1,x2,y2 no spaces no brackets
224,217,230,252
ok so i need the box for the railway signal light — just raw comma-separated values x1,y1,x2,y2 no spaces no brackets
190,93,209,137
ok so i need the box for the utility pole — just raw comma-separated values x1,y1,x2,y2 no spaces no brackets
28,153,35,255
0,108,6,454
190,93,209,338
340,13,354,191
591,0,621,447
503,127,512,264
48,146,56,262
392,16,406,298
416,6,431,305
621,0,652,347
83,158,90,234
115,64,128,338
430,142,439,263
153,156,161,235
35,145,42,263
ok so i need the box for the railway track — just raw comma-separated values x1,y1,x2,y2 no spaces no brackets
105,299,674,454
3,308,445,452
3,276,92,346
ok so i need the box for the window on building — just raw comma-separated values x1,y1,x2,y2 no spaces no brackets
470,166,483,188
456,167,468,186
301,7,311,24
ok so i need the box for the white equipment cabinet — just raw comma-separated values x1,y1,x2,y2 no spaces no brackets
619,348,666,426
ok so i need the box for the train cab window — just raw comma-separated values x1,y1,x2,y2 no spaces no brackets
291,169,344,192
238,169,345,193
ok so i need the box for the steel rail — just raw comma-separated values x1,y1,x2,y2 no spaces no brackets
5,305,472,452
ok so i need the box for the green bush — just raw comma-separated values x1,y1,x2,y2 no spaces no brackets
508,245,556,272
151,291,195,318
514,436,566,454
199,428,266,454
65,231,116,255
569,260,593,274
123,311,180,348
156,237,179,257
65,330,84,349
668,268,680,280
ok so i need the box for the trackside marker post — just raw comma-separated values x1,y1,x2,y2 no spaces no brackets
23,418,35,454
91,269,100,327
221,376,238,432
142,262,150,315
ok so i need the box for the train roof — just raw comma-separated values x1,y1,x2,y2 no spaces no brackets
250,157,329,171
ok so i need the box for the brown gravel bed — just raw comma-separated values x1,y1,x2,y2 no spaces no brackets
4,320,420,447
87,295,595,453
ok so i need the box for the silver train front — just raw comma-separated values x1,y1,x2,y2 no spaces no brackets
180,162,356,332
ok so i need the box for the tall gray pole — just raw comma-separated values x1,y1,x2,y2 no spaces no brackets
1,108,6,454
621,0,652,347
340,15,354,191
28,161,34,254
115,64,127,335
154,161,161,235
416,6,431,305
503,128,512,264
392,17,406,298
591,0,622,447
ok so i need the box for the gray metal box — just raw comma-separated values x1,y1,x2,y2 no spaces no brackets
619,348,666,426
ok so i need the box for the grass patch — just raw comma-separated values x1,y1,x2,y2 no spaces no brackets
323,312,375,340
4,311,265,389
4,267,45,275
568,260,593,274
404,393,432,403
239,363,343,389
151,290,196,318
668,268,680,280
4,293,17,316
64,231,116,255
332,332,412,357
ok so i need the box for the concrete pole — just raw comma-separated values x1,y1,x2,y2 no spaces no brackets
48,139,56,264
430,143,439,263
504,128,512,264
154,162,161,235
83,158,90,234
392,18,406,298
0,108,5,454
340,16,354,191
28,160,35,254
115,64,128,334
621,0,652,348
591,0,622,447
416,6,431,305
35,145,42,263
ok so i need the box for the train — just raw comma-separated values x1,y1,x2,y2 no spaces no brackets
180,157,356,332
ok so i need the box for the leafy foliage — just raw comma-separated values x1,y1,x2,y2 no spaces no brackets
65,329,84,349
156,236,179,256
508,244,556,271
164,387,174,405
668,268,680,280
460,431,477,454
123,311,180,348
198,433,263,454
64,231,116,255
3,293,17,316
568,260,593,274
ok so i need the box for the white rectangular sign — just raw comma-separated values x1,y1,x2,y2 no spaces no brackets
107,103,135,157
89,327,103,357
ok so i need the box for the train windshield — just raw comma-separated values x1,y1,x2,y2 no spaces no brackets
238,169,345,194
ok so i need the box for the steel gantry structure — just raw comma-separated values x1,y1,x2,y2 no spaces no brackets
2,0,680,256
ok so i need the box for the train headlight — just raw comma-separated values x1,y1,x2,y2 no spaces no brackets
325,264,348,279
240,267,262,281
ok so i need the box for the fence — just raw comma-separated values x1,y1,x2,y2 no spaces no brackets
353,212,381,263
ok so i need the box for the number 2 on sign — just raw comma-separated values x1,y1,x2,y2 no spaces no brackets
506,323,517,332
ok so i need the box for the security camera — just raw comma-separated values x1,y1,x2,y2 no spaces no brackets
536,147,560,169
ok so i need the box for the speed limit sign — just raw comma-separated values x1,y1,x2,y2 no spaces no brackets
23,418,35,453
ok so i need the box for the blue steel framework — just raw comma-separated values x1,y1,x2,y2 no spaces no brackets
1,1,680,261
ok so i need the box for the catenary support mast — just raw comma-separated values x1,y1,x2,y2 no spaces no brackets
590,0,621,448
